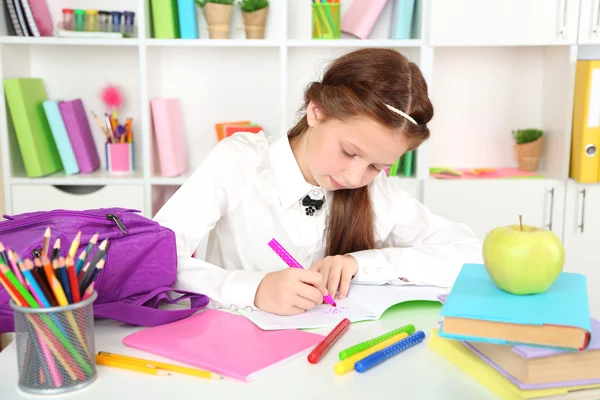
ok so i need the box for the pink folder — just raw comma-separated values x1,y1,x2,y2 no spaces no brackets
341,0,389,39
150,98,189,177
122,309,324,381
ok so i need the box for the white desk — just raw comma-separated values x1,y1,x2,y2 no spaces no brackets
0,302,496,399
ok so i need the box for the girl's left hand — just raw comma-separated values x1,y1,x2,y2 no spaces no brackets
309,255,358,300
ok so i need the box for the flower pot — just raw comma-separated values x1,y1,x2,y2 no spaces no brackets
242,6,269,39
203,3,233,39
514,137,543,171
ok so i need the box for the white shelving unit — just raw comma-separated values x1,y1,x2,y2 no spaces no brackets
1,0,599,314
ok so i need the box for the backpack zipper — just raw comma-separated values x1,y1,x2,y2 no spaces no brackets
0,211,129,231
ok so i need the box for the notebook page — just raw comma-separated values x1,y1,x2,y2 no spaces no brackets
236,284,447,330
236,296,373,330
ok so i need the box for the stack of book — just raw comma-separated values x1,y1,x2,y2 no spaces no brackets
429,263,599,399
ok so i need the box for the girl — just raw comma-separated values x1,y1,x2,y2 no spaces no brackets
153,48,483,316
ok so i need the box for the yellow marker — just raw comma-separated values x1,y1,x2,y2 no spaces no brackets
334,332,408,375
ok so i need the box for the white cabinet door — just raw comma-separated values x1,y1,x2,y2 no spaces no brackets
578,0,600,44
563,180,600,318
429,0,580,46
422,179,565,241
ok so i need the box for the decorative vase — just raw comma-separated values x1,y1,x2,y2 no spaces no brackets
203,3,233,39
242,6,269,39
514,137,543,171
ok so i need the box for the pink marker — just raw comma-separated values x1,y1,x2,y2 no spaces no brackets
268,238,336,307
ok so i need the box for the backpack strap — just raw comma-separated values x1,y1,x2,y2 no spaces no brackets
92,287,210,327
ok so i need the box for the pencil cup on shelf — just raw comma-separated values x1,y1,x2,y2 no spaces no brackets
105,143,134,173
312,2,341,39
10,291,98,395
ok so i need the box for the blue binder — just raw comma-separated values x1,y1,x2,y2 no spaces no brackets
177,0,198,39
42,100,79,175
389,0,416,40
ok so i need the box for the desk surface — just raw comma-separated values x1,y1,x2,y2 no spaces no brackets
0,302,495,400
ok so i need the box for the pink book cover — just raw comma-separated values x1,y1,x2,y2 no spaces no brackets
150,98,189,177
341,0,389,39
27,0,53,36
122,309,324,381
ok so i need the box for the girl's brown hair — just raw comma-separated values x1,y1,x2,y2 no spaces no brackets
287,48,434,257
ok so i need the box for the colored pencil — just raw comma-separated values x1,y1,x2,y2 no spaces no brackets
82,232,98,266
98,351,222,379
42,227,51,257
20,259,51,308
56,257,73,304
33,257,57,307
51,239,60,263
66,256,81,303
80,257,104,294
75,249,87,276
69,231,81,259
96,354,171,376
0,263,38,308
7,249,25,287
42,255,68,307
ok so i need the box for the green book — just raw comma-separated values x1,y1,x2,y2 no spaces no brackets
402,150,413,177
151,0,180,38
4,78,63,178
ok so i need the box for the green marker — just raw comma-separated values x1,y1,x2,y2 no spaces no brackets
338,324,416,360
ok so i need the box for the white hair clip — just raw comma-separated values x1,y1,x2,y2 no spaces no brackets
386,104,417,125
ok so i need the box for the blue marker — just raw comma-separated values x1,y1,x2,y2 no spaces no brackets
354,330,426,373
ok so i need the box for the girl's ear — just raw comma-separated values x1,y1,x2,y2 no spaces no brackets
306,101,323,127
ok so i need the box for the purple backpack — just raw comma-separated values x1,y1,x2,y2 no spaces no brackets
0,207,209,333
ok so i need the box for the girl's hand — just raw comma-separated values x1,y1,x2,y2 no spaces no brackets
309,255,358,300
254,269,328,315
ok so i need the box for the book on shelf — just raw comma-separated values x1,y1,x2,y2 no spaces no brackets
150,0,180,39
150,98,189,178
3,78,63,178
58,99,101,174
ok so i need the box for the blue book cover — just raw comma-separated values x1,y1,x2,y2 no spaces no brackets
177,0,198,39
438,263,592,350
42,100,79,175
389,0,415,40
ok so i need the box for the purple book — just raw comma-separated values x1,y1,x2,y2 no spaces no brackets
438,293,600,389
59,99,100,173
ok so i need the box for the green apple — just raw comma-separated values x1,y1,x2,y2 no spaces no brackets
482,221,565,295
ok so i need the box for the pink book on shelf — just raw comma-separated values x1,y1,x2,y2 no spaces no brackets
59,99,101,173
150,98,189,177
122,309,324,381
27,0,53,36
341,0,389,39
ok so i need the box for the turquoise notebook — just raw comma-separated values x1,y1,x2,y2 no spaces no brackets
42,100,79,175
438,263,592,350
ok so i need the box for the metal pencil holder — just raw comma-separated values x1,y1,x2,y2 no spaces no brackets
10,291,98,395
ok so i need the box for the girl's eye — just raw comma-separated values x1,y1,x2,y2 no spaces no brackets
342,148,354,157
370,165,381,172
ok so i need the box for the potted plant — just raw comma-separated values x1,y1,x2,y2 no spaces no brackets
195,0,235,39
240,0,269,39
512,128,543,171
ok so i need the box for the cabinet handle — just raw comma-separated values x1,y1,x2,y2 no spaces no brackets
558,0,568,37
578,189,586,233
546,187,555,231
594,0,600,37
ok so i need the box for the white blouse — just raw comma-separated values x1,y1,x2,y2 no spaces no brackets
152,131,484,311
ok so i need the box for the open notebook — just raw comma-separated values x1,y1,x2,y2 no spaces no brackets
122,309,323,381
236,283,447,330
